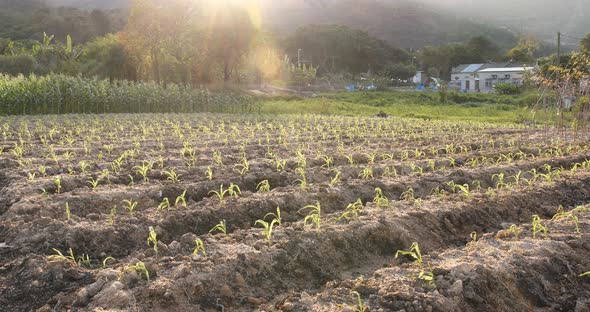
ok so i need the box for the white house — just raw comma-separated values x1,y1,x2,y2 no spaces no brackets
450,63,535,93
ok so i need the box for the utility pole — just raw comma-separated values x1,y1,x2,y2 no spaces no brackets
557,32,561,65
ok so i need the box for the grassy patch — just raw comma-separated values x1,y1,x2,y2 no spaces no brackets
259,91,535,123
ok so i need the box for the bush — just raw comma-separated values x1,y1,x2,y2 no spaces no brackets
0,55,37,76
494,83,522,95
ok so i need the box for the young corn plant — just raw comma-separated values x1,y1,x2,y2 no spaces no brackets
531,215,548,239
359,167,374,180
295,167,307,189
257,180,271,192
209,185,230,206
88,177,100,191
228,183,241,198
109,205,117,225
158,198,171,212
209,220,227,235
47,248,77,266
299,202,321,232
65,202,71,221
264,207,282,226
337,199,364,221
205,166,213,181
234,157,250,176
122,262,150,282
395,242,424,269
329,170,341,188
162,168,180,183
54,176,62,194
192,238,206,256
147,226,158,256
373,188,390,209
122,199,138,216
175,190,188,208
507,225,523,240
255,218,279,244
343,291,368,312
133,161,152,183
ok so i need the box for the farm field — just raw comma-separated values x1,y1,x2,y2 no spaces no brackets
1,113,590,311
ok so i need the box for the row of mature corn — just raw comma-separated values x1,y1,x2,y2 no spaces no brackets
0,74,258,115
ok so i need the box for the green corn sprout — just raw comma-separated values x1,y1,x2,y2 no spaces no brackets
147,226,158,256
192,238,206,256
373,188,390,208
329,170,341,188
205,166,213,181
264,207,282,226
228,183,241,197
122,199,138,216
47,248,77,266
255,218,279,243
54,176,62,194
359,167,374,180
400,186,415,202
299,202,321,232
65,202,71,221
234,158,250,176
109,205,117,225
209,220,227,235
395,242,424,269
209,185,229,206
102,256,115,269
123,262,150,282
581,272,590,278
507,225,522,240
175,190,187,208
257,180,271,192
345,291,368,312
88,177,100,191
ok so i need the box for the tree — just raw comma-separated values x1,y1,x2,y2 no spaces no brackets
207,5,256,82
81,34,133,80
467,36,500,61
504,37,540,63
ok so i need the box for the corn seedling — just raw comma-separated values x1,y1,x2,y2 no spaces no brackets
192,238,206,256
209,220,227,235
122,261,150,282
264,207,282,225
122,199,138,216
299,202,321,232
162,168,180,183
228,183,241,198
255,218,279,243
359,167,374,180
205,166,213,181
209,185,229,206
234,157,250,176
581,272,590,277
175,190,187,208
65,202,71,221
47,248,77,266
337,199,364,221
88,177,100,191
401,186,415,202
257,180,271,192
531,215,547,239
395,242,423,269
158,198,171,211
373,188,390,208
147,226,158,256
102,256,115,268
344,291,368,312
54,176,62,194
109,205,117,225
329,170,341,188
507,225,522,240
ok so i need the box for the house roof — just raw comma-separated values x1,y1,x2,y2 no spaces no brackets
451,62,528,74
477,67,535,73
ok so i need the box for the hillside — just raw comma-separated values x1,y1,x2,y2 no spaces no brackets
38,0,518,49
259,0,517,49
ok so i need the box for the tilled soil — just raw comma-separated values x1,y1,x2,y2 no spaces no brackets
0,114,589,312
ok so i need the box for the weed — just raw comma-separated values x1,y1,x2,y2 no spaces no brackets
532,215,547,239
373,188,390,209
395,242,423,269
257,180,271,192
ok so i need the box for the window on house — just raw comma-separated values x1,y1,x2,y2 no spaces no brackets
505,74,510,78
492,75,498,79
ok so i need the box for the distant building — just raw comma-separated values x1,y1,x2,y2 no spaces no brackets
450,63,535,93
